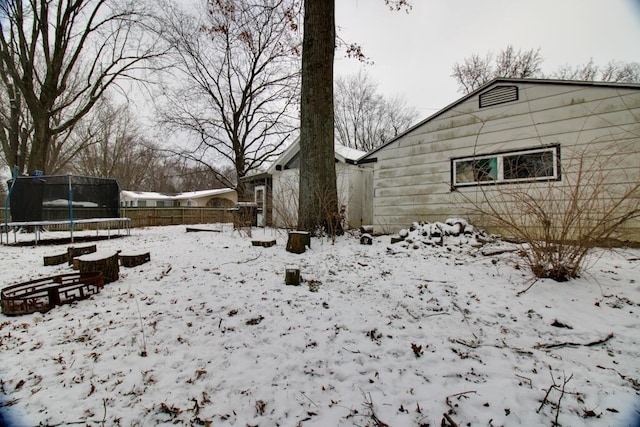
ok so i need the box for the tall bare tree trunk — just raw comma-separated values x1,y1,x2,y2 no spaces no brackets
298,0,337,233
28,118,50,174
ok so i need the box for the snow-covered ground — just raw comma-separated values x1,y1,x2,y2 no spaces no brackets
0,223,639,426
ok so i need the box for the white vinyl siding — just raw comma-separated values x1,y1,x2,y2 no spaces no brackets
367,81,640,240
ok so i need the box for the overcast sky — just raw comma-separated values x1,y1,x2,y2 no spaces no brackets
334,0,640,117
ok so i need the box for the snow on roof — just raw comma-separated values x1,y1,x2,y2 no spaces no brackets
171,188,235,200
334,143,366,162
120,188,235,201
120,190,174,200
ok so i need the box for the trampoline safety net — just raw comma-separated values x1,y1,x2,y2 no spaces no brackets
6,175,120,222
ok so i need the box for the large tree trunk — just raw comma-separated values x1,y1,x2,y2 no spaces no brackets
28,119,50,175
297,0,338,234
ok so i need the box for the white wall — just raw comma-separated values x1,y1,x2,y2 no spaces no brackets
270,164,371,229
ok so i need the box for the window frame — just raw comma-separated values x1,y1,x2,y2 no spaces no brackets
451,144,561,188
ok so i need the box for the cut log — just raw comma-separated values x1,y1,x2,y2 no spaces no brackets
78,252,120,284
186,227,222,233
286,231,310,254
67,245,97,265
252,240,276,248
119,252,151,268
285,268,301,286
44,253,68,266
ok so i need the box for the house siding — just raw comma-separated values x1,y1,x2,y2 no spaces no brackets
370,81,640,241
271,168,299,228
270,163,372,229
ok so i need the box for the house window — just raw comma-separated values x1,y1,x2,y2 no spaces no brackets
255,186,265,209
284,153,300,169
138,200,147,207
452,145,560,187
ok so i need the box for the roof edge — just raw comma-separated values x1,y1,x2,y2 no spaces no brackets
359,77,640,161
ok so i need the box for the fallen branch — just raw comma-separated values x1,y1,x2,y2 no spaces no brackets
596,365,640,391
301,391,320,408
425,311,450,318
453,339,478,348
361,391,389,427
516,278,539,297
515,374,533,388
451,301,471,326
534,333,614,349
442,412,459,427
405,307,419,320
445,390,477,410
537,371,574,426
221,253,262,266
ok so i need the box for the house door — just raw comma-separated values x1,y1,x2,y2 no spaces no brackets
255,185,266,227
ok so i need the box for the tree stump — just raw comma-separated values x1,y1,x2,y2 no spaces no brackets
67,245,97,265
78,252,120,284
285,268,301,286
119,252,151,268
286,231,310,254
44,252,68,266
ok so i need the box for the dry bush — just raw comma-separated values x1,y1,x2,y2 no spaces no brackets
462,142,639,281
312,183,345,241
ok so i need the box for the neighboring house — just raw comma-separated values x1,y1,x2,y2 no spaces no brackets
120,188,237,208
243,138,372,229
359,78,640,241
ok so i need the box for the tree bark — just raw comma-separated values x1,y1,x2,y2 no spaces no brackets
298,0,338,233
286,231,310,254
78,253,120,284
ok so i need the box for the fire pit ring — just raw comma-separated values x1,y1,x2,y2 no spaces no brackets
1,272,104,316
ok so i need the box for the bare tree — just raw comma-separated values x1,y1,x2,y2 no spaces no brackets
68,97,161,190
298,0,411,234
453,46,640,94
0,0,164,175
298,0,337,233
551,59,640,83
334,71,417,151
450,53,495,95
156,0,301,201
451,45,543,94
0,51,30,175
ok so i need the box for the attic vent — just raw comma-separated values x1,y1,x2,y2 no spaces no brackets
479,85,518,108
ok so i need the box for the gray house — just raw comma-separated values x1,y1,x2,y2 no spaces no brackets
359,78,640,242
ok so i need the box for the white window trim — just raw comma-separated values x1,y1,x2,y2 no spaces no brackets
452,145,560,188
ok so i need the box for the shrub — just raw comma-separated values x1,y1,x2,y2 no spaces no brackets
461,142,639,281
